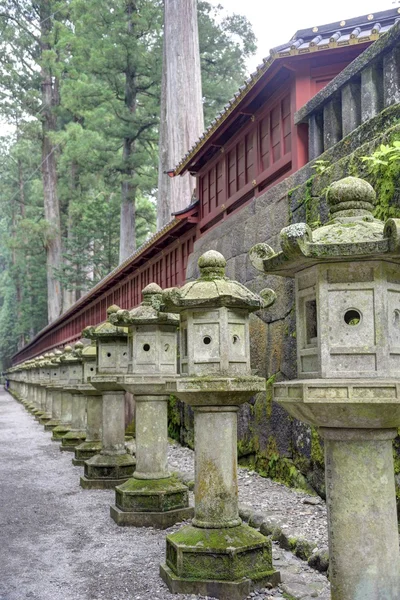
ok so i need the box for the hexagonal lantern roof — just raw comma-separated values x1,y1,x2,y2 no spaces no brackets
249,177,400,277
82,305,128,339
163,250,275,312
81,342,97,361
110,283,179,327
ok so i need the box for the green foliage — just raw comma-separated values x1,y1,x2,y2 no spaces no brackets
0,0,257,364
361,140,400,221
311,159,330,175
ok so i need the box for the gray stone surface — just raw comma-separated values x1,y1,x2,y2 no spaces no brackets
383,45,400,107
361,63,383,122
323,99,342,151
308,113,323,160
341,82,361,136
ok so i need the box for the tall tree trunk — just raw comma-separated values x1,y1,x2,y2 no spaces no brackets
119,0,137,263
40,1,62,323
157,0,204,229
14,120,26,349
63,161,78,311
119,139,136,262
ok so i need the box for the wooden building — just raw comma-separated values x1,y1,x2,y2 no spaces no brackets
12,7,400,364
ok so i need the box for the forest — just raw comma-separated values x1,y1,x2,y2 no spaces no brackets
0,0,257,368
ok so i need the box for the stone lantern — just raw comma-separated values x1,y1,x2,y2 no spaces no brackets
31,356,46,419
160,251,279,600
108,283,193,528
60,342,87,452
43,350,64,432
20,360,34,411
24,359,39,414
80,306,135,489
73,342,103,466
51,346,75,441
249,177,400,600
38,353,56,426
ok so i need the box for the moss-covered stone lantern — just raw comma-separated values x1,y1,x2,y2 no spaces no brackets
80,306,135,489
59,342,87,452
73,342,103,466
43,350,64,432
250,177,400,600
159,250,279,600
19,360,34,411
31,355,46,419
38,353,56,426
51,346,74,441
108,283,193,528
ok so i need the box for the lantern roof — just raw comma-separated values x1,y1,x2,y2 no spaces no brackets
82,305,128,339
110,283,179,327
60,344,80,363
250,177,400,277
81,342,97,360
163,250,275,312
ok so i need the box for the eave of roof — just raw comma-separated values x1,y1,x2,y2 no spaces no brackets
174,7,400,177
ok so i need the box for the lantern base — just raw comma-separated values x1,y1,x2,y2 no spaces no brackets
60,430,86,452
44,419,60,431
32,410,45,420
72,440,102,466
51,423,71,440
80,452,136,489
110,475,193,528
111,504,194,529
39,413,52,425
161,524,279,600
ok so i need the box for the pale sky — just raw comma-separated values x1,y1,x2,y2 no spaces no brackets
210,0,399,72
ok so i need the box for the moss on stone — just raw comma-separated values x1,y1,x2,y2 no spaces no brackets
311,427,324,467
117,475,185,494
168,523,270,551
168,395,181,442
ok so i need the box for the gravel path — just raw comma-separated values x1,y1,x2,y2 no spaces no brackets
0,390,330,600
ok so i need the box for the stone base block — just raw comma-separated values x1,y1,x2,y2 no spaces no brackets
73,440,102,465
51,424,71,440
44,420,60,432
110,504,194,529
160,563,280,600
60,430,86,452
82,453,136,487
80,475,131,490
39,414,52,425
115,476,189,514
162,524,279,600
33,410,45,419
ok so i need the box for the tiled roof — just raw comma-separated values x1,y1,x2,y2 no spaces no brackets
174,7,400,176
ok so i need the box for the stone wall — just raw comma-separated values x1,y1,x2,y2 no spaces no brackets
169,101,400,499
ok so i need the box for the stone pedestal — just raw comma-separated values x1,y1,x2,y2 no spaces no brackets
39,387,53,425
111,394,192,528
60,393,87,452
73,391,103,466
81,391,135,489
321,427,400,600
52,392,72,441
32,387,46,419
161,403,279,599
44,389,62,431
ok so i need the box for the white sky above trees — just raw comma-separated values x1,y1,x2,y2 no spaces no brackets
210,0,399,72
